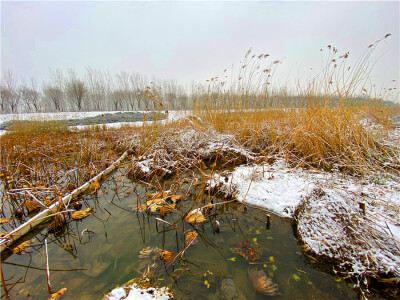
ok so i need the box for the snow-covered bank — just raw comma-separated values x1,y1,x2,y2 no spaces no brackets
295,188,400,282
206,158,400,284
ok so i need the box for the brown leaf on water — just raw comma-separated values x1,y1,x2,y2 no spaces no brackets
12,240,31,255
146,190,172,199
26,201,41,213
89,181,100,194
185,231,198,246
71,207,94,220
136,198,164,213
146,191,161,198
184,209,206,224
170,195,182,203
159,250,174,264
0,217,10,225
248,268,280,296
233,241,257,261
50,287,67,299
159,203,176,218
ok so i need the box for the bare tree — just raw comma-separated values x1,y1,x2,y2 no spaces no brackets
42,68,65,111
43,86,63,111
19,77,41,112
110,89,124,111
85,67,107,111
66,70,86,111
1,70,19,113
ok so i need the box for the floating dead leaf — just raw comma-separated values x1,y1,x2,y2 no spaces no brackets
0,217,10,225
89,181,101,193
181,178,190,183
159,203,176,218
159,250,174,264
126,190,133,194
12,240,31,255
170,195,182,203
136,198,164,213
146,190,172,199
185,231,198,246
26,201,41,213
146,191,160,198
71,207,94,220
248,268,280,296
184,209,206,224
50,287,67,299
232,241,257,261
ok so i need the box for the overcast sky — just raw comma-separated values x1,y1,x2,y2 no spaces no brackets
1,1,399,101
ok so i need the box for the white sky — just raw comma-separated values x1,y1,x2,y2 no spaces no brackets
1,1,399,101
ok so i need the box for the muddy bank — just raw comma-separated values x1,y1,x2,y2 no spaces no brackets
0,111,167,130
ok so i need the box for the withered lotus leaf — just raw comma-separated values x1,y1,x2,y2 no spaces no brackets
89,181,100,193
136,198,164,213
159,250,174,263
248,268,280,296
185,231,198,246
159,203,176,218
184,209,206,224
12,240,31,255
170,195,182,203
26,201,41,213
71,207,94,220
233,240,257,261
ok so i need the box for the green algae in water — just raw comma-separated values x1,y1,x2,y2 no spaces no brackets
1,170,359,300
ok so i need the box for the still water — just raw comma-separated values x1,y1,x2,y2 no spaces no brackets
2,168,360,299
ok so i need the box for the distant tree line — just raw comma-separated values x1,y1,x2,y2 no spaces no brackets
0,68,191,113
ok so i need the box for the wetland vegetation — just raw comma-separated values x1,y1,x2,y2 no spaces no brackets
1,37,399,299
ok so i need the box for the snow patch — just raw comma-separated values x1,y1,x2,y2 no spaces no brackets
207,160,327,218
106,284,171,300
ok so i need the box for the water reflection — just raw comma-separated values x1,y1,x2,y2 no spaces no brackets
1,167,359,299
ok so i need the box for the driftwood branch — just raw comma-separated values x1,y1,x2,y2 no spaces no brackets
0,150,132,252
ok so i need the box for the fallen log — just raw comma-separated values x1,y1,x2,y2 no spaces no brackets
0,150,132,252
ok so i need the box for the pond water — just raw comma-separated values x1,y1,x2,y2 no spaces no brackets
1,167,369,299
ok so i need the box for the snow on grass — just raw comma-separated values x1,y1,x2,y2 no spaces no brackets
106,284,171,300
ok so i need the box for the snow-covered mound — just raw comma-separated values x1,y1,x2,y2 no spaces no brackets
295,187,400,281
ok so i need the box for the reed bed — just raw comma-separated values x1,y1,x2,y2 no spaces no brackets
0,35,399,298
